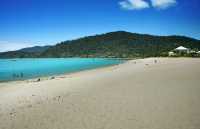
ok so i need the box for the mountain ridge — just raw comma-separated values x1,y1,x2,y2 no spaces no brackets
19,46,51,53
0,31,200,58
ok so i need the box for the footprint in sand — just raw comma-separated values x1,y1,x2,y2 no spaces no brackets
9,111,16,117
27,104,32,108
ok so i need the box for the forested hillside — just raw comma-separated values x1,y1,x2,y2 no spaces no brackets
1,31,200,58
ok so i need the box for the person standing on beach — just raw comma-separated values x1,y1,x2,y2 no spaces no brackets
20,73,24,78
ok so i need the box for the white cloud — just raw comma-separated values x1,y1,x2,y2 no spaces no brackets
119,0,177,10
119,0,150,10
151,0,177,9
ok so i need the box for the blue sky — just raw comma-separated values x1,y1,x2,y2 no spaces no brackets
0,0,199,52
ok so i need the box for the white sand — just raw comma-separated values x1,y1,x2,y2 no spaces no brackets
0,58,200,129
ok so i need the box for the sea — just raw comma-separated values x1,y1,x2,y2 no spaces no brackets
0,58,123,82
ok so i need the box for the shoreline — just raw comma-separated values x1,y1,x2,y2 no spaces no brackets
0,57,196,85
0,59,128,85
0,58,127,84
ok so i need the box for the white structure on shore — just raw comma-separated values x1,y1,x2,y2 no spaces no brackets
168,46,190,56
174,46,189,53
168,46,200,57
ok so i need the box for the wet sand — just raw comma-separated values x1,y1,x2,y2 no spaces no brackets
0,58,200,129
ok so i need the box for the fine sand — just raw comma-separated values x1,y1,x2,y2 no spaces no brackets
0,58,200,129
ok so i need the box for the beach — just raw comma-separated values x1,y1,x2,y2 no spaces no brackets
0,58,200,129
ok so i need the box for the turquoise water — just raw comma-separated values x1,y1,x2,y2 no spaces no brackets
0,58,123,82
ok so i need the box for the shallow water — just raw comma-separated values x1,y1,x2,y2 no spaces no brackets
0,58,123,81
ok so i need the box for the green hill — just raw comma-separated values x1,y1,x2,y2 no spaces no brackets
19,46,50,53
1,31,200,58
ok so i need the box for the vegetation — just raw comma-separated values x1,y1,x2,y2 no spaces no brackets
0,31,200,58
19,46,50,53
